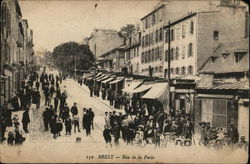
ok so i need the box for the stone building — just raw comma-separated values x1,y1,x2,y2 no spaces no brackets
0,0,33,106
124,29,141,75
163,5,248,78
196,38,249,141
88,29,124,58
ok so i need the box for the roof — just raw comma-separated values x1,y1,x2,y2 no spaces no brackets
102,77,115,84
141,83,168,99
15,0,22,17
100,45,125,57
141,4,165,21
200,39,249,74
164,13,197,29
198,80,249,90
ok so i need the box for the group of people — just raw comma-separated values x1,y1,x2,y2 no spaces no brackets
102,102,195,148
0,70,41,145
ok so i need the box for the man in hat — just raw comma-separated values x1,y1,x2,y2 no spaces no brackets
22,108,30,133
89,108,95,130
71,102,78,117
227,123,239,147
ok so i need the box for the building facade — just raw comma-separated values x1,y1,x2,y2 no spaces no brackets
124,30,141,75
88,29,124,58
163,5,248,78
0,0,33,106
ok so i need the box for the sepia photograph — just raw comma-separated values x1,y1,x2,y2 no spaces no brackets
0,0,249,163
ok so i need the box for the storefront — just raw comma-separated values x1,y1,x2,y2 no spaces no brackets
109,76,124,93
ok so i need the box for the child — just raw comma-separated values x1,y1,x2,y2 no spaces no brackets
134,127,144,147
65,116,72,136
7,131,15,145
103,125,112,148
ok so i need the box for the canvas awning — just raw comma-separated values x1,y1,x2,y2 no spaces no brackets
96,75,105,80
109,78,124,84
130,84,153,93
96,72,102,78
141,83,168,99
122,81,142,93
102,77,115,84
97,76,110,82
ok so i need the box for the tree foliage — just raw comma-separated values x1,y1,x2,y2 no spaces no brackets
118,24,136,38
52,41,94,74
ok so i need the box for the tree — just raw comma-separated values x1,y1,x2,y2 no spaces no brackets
118,24,136,38
52,41,94,74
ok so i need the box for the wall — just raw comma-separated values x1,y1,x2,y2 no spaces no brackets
89,30,124,58
197,6,247,71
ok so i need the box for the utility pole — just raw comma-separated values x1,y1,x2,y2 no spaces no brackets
74,54,76,77
94,44,97,88
167,20,171,114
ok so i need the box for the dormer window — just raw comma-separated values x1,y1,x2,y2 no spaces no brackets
222,53,229,62
211,56,217,63
213,31,219,40
234,52,246,63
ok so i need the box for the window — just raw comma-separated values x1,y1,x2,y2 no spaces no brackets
170,68,174,74
234,52,246,63
188,65,193,75
159,46,163,60
165,30,169,43
145,18,148,29
170,48,174,60
190,21,194,34
165,50,168,61
181,67,186,75
141,52,144,63
211,56,217,63
152,49,155,61
145,51,148,63
222,53,229,62
152,14,155,25
170,29,175,41
182,46,186,59
213,31,219,40
145,35,148,47
159,66,163,72
188,43,193,57
156,30,159,42
155,47,159,60
159,28,163,41
182,24,186,38
148,50,151,62
176,47,179,60
176,67,179,74
142,37,144,47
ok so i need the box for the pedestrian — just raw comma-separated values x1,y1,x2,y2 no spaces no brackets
101,87,106,100
71,102,78,117
35,80,40,91
103,125,112,148
113,123,120,147
42,108,52,131
104,112,111,129
73,115,81,133
89,108,95,129
44,85,50,106
5,102,13,127
65,116,72,136
12,94,20,111
53,95,59,113
22,108,30,133
15,130,25,145
62,103,70,122
227,123,239,147
32,88,41,109
84,110,91,136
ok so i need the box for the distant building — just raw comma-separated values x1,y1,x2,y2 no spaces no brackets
99,45,125,72
88,29,124,58
124,29,141,75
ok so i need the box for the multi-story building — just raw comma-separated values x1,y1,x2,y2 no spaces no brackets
196,38,249,141
163,5,248,78
99,45,125,72
0,0,33,106
124,30,141,75
139,0,216,78
88,29,124,58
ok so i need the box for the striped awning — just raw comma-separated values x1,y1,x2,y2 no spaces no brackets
102,77,115,84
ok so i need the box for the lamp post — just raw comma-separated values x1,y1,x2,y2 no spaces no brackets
167,20,171,114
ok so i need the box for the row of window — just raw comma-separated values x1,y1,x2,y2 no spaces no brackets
141,28,163,47
1,3,11,37
165,21,194,43
143,9,163,29
165,65,194,75
126,47,139,60
141,46,163,63
165,43,193,61
142,66,163,73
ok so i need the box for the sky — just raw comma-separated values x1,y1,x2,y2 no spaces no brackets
19,0,159,51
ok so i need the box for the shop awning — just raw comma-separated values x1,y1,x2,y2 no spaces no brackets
141,83,168,99
130,84,153,93
96,72,102,78
122,81,142,93
102,77,115,84
97,76,110,82
109,78,124,84
96,75,105,80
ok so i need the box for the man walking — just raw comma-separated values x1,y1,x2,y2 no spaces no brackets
89,108,95,129
22,108,30,133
